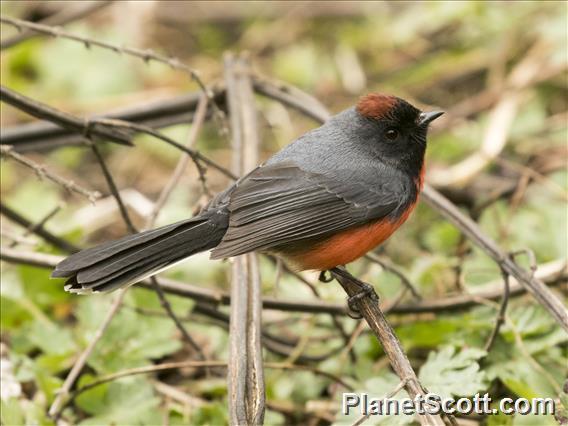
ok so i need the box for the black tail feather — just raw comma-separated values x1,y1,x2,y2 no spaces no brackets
52,214,227,293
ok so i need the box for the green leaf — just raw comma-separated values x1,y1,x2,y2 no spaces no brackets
76,294,182,373
419,346,488,399
0,398,24,426
189,402,229,426
26,320,76,356
75,374,110,415
77,378,161,425
485,356,560,400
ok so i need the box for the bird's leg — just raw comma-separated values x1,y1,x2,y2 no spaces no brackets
318,270,334,283
329,266,379,319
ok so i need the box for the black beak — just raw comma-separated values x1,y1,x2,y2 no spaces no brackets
419,111,444,126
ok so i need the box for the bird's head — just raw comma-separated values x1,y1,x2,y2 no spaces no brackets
354,93,443,172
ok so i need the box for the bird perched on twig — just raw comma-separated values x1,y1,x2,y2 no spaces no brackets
52,93,442,302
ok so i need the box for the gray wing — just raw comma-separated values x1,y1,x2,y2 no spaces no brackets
210,161,405,259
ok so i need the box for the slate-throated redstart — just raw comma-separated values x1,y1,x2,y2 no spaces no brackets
52,93,443,294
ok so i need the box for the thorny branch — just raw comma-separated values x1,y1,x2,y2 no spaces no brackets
1,85,133,146
0,1,113,50
0,145,101,202
0,16,215,107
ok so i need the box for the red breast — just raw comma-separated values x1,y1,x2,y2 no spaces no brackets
288,163,425,271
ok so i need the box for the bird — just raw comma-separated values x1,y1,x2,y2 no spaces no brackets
52,93,443,296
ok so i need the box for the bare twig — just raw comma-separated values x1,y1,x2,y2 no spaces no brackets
484,270,510,352
351,379,409,426
1,85,133,146
252,74,331,123
0,145,101,203
8,204,62,248
0,203,78,253
146,94,209,225
330,267,446,426
0,1,113,49
510,248,538,279
224,52,265,426
61,359,352,413
89,142,136,233
1,89,225,152
48,288,127,419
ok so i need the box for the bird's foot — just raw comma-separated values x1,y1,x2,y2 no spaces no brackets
346,281,379,319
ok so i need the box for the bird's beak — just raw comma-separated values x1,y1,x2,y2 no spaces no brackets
419,111,444,126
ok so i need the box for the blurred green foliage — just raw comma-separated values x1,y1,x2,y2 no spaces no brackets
1,1,566,425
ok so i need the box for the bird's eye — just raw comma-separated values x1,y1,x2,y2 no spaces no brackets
385,128,399,140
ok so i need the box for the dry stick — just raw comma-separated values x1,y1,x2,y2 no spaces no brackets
330,268,446,426
146,94,209,225
62,360,352,411
224,53,265,426
1,88,225,152
0,1,113,49
8,204,62,248
0,203,78,253
3,247,565,317
48,288,127,419
484,270,510,352
0,145,101,203
351,379,409,426
1,85,133,146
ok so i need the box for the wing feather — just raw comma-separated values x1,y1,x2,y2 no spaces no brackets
211,161,405,259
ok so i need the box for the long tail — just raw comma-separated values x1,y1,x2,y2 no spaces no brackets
52,214,227,294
